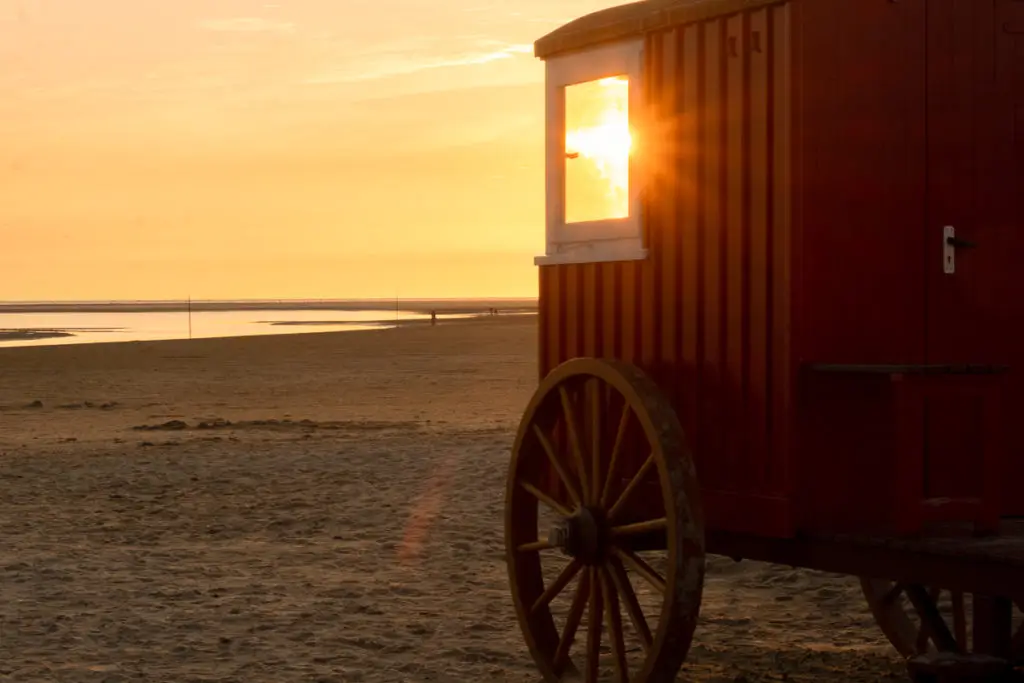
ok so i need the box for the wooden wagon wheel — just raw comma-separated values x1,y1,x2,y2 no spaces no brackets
505,358,705,683
860,579,1024,664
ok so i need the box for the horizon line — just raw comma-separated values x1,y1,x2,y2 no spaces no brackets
0,296,539,305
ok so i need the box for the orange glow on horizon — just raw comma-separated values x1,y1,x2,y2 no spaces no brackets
0,0,636,300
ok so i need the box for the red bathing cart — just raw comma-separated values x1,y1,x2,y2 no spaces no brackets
504,1,1024,681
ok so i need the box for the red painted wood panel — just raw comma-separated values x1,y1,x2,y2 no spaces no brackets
535,0,1024,536
991,0,1024,515
539,5,795,538
791,0,930,534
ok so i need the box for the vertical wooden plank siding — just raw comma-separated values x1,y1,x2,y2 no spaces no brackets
537,4,794,537
603,263,620,361
748,7,771,493
537,268,549,380
995,0,1024,516
659,30,682,407
640,36,663,377
700,19,726,497
770,2,793,500
724,13,747,493
680,23,703,450
583,263,600,359
565,265,581,363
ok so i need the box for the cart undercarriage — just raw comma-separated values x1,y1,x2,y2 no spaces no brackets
505,358,1024,683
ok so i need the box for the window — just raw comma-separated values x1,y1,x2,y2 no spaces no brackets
537,39,647,266
565,76,631,224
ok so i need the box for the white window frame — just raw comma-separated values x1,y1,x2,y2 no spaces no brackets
535,38,648,267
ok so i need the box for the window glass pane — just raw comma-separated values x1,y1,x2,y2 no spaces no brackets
564,76,631,224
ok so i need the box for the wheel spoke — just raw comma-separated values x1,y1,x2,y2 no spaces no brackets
915,619,930,653
906,585,958,652
586,566,603,683
531,559,582,615
519,480,573,518
531,425,583,509
1012,596,1024,659
600,566,630,683
554,566,591,675
517,539,553,553
1011,619,1024,657
882,582,906,606
610,517,668,538
588,379,603,504
608,452,656,522
559,386,590,503
600,403,632,508
608,555,652,650
613,546,667,595
951,591,967,651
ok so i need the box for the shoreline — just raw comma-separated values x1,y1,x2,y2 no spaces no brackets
0,312,535,352
263,310,535,326
0,297,538,315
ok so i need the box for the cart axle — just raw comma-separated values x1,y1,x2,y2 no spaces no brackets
547,507,606,565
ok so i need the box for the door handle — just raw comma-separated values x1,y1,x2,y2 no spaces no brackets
945,236,977,249
943,226,975,274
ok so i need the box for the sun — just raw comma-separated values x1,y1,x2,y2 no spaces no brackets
564,76,633,223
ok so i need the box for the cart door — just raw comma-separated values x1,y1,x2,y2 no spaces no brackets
925,0,1024,508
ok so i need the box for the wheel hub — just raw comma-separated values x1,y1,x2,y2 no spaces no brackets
548,507,606,565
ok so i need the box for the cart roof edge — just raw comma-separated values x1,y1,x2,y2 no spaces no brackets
534,0,788,60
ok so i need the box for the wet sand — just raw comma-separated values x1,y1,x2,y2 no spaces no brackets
0,316,903,682
0,330,74,342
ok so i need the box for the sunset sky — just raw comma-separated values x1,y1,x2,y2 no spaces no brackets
0,0,622,300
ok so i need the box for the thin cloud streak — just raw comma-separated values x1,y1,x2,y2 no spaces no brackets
303,43,533,85
198,17,296,33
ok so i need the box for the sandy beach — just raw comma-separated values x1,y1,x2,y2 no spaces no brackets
0,316,904,682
